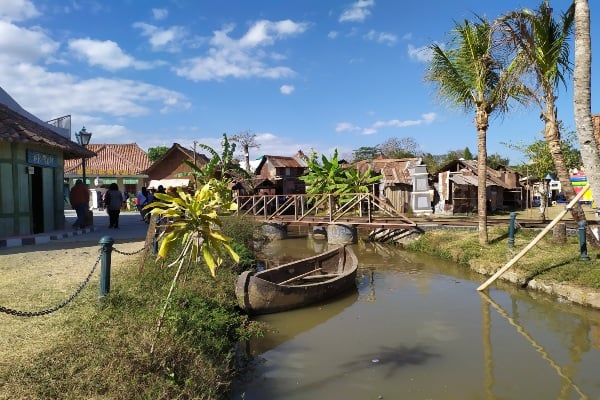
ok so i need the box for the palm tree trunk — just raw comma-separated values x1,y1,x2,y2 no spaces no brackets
476,109,489,245
574,0,600,217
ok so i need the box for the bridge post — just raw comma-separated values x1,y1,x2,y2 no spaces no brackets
261,222,288,240
327,223,357,245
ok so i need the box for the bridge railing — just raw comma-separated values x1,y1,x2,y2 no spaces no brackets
234,193,415,225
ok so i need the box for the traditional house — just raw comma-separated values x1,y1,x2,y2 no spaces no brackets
353,157,430,214
0,88,94,237
64,143,151,209
253,151,308,195
144,143,209,189
435,159,523,215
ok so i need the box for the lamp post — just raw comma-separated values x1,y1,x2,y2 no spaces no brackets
75,126,92,185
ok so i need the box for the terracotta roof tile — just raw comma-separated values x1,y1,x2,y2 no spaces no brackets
64,143,151,176
0,104,94,159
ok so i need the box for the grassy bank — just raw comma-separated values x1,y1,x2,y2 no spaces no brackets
0,216,262,400
404,224,600,290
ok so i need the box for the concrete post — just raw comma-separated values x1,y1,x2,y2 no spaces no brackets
578,220,591,261
508,212,516,248
99,236,114,298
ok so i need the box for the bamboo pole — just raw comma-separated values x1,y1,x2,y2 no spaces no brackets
477,185,590,292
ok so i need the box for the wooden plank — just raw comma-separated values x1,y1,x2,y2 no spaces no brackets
477,185,590,291
301,274,339,280
279,268,323,285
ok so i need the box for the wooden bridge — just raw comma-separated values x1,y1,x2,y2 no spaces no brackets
234,193,417,229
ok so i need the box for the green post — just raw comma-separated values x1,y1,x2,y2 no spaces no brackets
508,212,517,248
578,221,591,261
99,236,114,298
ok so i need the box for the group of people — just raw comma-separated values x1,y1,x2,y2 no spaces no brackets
70,181,167,229
135,185,166,223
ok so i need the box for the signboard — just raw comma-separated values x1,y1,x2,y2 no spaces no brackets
27,150,58,167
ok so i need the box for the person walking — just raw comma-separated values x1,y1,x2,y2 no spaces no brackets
105,183,124,229
69,179,90,229
136,186,149,221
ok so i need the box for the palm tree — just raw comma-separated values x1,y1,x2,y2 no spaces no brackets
426,16,528,244
499,2,594,230
574,0,600,214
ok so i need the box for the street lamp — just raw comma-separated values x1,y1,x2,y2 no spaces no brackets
75,126,92,185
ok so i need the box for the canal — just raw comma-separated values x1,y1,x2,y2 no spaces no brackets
232,236,600,399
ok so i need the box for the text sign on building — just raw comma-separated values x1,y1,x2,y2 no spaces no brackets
27,150,58,168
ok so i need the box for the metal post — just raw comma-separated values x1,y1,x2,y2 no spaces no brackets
82,157,87,186
99,236,114,298
152,217,159,255
508,212,517,248
578,220,591,261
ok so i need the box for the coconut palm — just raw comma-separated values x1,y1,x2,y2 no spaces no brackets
573,0,600,214
499,2,594,228
426,16,529,244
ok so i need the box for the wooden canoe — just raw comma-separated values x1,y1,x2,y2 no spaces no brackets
235,245,358,315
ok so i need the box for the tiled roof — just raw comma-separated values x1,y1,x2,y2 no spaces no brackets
64,143,151,176
0,103,94,159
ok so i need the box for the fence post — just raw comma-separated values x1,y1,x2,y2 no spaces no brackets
578,220,591,261
99,236,114,298
508,212,517,248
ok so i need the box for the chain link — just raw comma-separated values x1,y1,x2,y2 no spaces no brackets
0,252,103,317
112,243,150,256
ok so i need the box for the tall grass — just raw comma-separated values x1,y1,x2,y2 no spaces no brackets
1,216,264,400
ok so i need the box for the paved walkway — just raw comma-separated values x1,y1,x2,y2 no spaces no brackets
0,209,150,249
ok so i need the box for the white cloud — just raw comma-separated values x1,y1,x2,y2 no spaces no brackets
280,84,294,95
152,8,168,20
175,19,308,81
339,0,375,23
328,31,338,39
408,44,433,63
337,113,438,135
363,30,397,45
0,0,40,22
133,22,186,52
0,20,58,63
68,38,159,71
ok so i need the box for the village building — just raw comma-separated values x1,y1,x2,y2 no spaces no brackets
252,151,308,195
144,142,209,189
0,88,93,237
64,143,151,209
434,159,523,215
353,157,430,214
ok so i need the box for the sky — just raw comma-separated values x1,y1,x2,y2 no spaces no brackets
0,0,596,165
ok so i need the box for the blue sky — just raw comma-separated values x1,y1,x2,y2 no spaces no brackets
0,0,595,165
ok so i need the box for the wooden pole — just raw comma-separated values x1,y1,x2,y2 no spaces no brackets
477,185,590,291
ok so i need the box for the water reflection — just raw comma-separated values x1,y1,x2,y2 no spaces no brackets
234,238,600,400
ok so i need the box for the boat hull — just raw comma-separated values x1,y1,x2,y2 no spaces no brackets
235,246,358,315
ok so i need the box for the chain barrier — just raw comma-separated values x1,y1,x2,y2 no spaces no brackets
113,242,150,256
0,252,103,317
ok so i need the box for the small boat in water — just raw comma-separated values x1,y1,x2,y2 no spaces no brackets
235,245,358,315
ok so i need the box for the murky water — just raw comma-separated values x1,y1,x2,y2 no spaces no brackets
233,237,600,400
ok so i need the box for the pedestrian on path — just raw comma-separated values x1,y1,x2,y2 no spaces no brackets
69,179,90,229
105,183,124,229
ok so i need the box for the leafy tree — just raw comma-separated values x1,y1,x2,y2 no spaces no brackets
379,137,421,159
147,146,169,162
463,147,474,160
352,146,380,162
487,153,510,169
426,16,529,244
182,133,251,193
500,1,594,229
